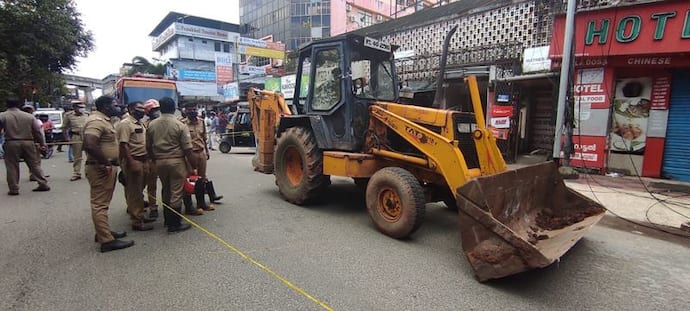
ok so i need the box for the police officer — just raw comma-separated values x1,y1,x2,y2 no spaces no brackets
83,96,133,252
0,98,50,195
63,100,88,181
143,99,161,219
181,103,209,215
116,101,153,231
146,97,194,233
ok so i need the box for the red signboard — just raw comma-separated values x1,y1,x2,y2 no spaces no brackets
566,135,607,169
491,105,514,117
550,0,690,58
651,73,672,109
573,67,614,109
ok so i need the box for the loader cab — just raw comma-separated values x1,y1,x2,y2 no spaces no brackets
288,35,398,152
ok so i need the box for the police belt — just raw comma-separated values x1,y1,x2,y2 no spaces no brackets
5,138,34,141
131,155,148,161
85,160,120,166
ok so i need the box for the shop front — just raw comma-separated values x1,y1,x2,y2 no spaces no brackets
550,0,690,181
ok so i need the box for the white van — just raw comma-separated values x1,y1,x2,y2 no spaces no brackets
34,109,64,135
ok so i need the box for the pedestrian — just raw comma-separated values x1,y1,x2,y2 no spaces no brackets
116,101,154,231
216,112,228,136
0,97,50,195
205,111,216,150
83,96,133,252
62,100,88,181
181,103,224,214
145,97,194,233
20,105,49,181
143,99,161,219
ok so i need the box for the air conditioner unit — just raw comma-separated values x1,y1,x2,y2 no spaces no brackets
346,4,352,12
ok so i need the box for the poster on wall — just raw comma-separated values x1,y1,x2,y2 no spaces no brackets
574,67,608,109
566,135,607,169
610,77,652,154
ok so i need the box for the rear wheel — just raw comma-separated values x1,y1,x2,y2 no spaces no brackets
219,141,231,153
366,167,425,239
274,127,330,205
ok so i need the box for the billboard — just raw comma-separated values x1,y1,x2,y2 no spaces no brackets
214,52,233,94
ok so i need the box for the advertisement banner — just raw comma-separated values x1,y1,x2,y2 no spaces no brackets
574,67,609,109
264,77,281,92
214,52,233,94
300,75,309,98
568,135,607,169
176,70,216,81
610,77,652,154
490,117,510,129
223,82,240,102
239,64,268,75
238,45,285,59
281,75,297,99
651,73,671,110
522,46,551,73
491,105,513,117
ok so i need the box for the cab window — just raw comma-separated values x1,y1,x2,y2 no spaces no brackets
311,48,341,111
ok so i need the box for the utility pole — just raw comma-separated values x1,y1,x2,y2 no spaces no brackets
552,0,577,174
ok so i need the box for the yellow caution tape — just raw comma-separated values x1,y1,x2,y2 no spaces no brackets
150,194,334,311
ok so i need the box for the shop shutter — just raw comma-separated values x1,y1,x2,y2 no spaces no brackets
662,71,690,182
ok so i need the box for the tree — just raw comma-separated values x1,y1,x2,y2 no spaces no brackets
0,0,94,107
126,56,166,76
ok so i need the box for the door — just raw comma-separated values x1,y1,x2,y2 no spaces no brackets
662,70,690,181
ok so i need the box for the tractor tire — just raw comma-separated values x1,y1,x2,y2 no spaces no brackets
274,127,330,205
219,141,231,153
366,167,425,239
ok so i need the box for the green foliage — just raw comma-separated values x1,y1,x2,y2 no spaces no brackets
127,56,166,76
0,0,94,108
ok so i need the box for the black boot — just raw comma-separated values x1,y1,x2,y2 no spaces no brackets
167,206,191,233
184,194,203,215
162,205,173,227
196,178,210,211
206,180,223,203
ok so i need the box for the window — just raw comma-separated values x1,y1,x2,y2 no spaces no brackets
312,48,341,111
350,51,395,102
214,42,222,52
223,43,230,52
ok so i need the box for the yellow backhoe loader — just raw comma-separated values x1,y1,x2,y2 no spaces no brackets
248,29,605,281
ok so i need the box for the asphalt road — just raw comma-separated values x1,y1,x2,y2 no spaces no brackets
1,148,689,310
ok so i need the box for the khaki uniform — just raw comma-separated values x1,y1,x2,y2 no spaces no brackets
83,111,119,243
62,111,88,177
116,115,148,226
0,108,48,192
146,115,193,214
181,117,208,177
143,119,157,207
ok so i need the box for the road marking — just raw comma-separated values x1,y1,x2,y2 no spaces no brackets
152,195,334,310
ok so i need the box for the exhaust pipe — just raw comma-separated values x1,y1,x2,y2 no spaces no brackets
432,25,458,109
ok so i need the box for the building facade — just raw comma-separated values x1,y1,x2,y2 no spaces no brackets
239,0,443,51
550,0,690,181
149,12,240,102
352,0,559,162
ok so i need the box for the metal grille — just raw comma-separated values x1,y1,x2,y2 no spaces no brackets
379,1,557,82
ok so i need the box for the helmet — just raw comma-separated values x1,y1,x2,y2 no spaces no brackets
184,173,200,194
144,99,160,113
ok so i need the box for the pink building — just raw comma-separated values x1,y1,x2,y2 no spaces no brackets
240,0,444,51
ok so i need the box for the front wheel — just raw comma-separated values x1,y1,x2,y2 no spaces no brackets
366,167,425,239
274,127,330,205
219,141,231,153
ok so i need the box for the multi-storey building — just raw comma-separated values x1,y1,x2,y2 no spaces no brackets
239,0,443,51
149,12,240,101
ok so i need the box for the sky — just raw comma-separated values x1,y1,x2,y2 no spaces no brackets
70,0,240,79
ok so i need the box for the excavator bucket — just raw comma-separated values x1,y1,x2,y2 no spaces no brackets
455,162,605,282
